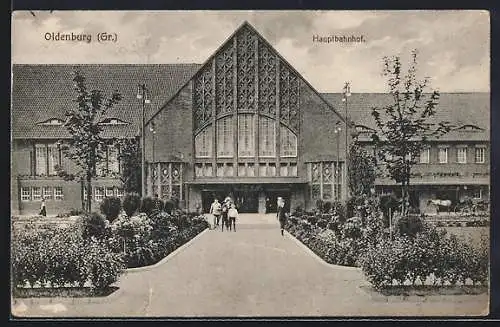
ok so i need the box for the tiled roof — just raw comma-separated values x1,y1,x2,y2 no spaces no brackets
321,93,490,142
12,65,489,143
12,64,201,139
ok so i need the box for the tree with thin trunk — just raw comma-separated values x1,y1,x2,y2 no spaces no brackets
57,70,122,212
116,138,142,194
370,50,452,216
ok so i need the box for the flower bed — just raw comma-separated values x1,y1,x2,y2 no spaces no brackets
286,197,489,292
11,199,209,297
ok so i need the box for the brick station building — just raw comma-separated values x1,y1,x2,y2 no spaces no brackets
11,22,490,215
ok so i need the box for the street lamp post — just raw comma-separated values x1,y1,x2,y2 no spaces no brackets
137,84,151,197
334,124,342,201
342,82,351,201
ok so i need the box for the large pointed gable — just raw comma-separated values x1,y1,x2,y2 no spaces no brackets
147,21,346,128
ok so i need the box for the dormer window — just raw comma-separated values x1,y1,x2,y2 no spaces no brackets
98,118,129,126
455,124,483,132
37,118,64,126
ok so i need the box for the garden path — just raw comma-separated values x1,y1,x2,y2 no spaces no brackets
12,214,488,317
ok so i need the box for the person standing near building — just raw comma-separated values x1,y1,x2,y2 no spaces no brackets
277,197,288,236
228,203,238,232
221,198,230,232
209,198,222,229
39,197,47,216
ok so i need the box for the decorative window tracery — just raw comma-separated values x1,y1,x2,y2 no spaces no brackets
217,116,234,157
195,126,212,158
215,43,235,116
258,42,277,116
280,125,297,157
193,65,214,131
259,116,276,157
237,28,256,111
238,114,255,157
279,65,300,131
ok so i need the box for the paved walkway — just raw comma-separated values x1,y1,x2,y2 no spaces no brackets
12,214,488,317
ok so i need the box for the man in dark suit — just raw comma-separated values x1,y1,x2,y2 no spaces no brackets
277,197,288,236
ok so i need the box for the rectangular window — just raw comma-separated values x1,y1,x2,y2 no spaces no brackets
259,163,267,176
217,118,234,157
42,186,53,200
475,147,485,163
472,187,482,199
204,163,213,177
47,144,60,175
225,163,234,177
105,187,114,197
32,187,41,201
35,144,47,175
195,163,204,177
54,186,64,200
438,148,448,164
94,187,104,201
238,163,246,177
217,163,224,177
115,188,124,199
247,163,255,177
289,163,297,176
268,163,276,176
238,115,255,157
457,147,467,164
259,118,276,157
108,146,120,173
21,187,31,201
280,163,288,177
195,127,212,158
280,126,297,157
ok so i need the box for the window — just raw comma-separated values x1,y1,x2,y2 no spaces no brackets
289,163,297,176
259,163,267,176
217,117,234,157
108,146,120,173
42,186,53,200
238,115,255,157
238,163,246,177
105,187,114,197
35,144,47,175
438,148,448,164
32,187,41,201
457,147,467,164
268,163,276,176
472,187,482,199
54,187,64,200
475,147,485,163
195,164,203,177
94,187,104,201
259,117,276,157
195,126,212,158
419,148,430,164
115,188,124,198
225,163,234,177
21,187,30,201
47,144,60,175
204,163,213,177
280,163,288,176
246,163,255,177
280,125,297,157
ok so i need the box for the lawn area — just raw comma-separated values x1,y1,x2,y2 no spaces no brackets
440,226,489,249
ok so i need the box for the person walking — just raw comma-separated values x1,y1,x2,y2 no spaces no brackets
39,197,47,216
277,197,288,236
228,203,238,232
209,198,222,229
221,199,230,232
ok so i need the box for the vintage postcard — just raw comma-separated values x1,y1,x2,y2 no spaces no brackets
10,10,490,318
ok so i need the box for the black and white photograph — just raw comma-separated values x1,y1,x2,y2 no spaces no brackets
10,10,490,317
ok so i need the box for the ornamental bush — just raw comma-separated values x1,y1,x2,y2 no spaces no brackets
123,193,141,217
79,212,108,240
139,196,156,216
164,199,176,214
100,196,122,222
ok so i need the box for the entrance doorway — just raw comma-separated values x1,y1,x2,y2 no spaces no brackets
264,190,291,213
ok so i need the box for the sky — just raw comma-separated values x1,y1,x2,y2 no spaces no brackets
12,10,490,93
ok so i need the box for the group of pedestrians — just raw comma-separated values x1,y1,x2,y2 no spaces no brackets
209,197,238,232
209,196,289,236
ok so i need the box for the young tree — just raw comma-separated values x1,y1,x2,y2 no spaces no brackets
57,70,122,212
370,50,452,216
348,142,376,197
116,138,142,194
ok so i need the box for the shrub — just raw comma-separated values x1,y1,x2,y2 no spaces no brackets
86,239,124,289
100,197,122,222
322,201,332,213
315,199,324,213
123,193,141,216
164,199,175,214
396,215,424,237
79,212,108,240
139,197,156,216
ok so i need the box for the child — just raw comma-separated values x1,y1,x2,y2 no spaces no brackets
228,203,238,232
